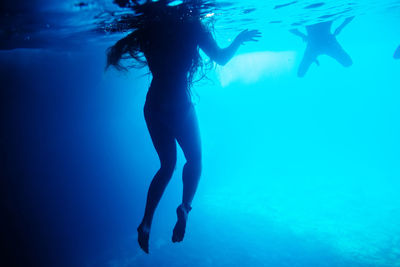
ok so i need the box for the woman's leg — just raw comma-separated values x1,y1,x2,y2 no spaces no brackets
172,105,202,242
326,39,353,67
138,105,177,253
298,44,318,77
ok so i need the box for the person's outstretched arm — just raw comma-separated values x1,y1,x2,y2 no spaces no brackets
106,31,141,70
334,16,355,36
394,45,400,59
198,27,261,66
290,29,308,42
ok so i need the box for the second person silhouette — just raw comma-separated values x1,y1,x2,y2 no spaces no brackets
290,17,354,77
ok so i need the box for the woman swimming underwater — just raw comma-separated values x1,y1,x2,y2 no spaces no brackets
290,17,354,77
106,0,260,253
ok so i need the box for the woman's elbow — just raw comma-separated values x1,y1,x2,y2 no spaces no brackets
213,56,229,66
216,60,227,66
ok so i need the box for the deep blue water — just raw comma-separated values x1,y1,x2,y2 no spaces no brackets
1,1,400,266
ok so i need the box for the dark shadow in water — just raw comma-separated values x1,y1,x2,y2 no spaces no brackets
304,2,326,9
0,48,148,267
243,8,256,14
274,1,298,10
318,14,335,19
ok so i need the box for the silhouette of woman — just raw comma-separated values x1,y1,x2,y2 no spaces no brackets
290,17,354,77
394,45,400,59
106,0,260,253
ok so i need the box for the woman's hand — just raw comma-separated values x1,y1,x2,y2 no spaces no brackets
199,28,261,66
235,29,261,45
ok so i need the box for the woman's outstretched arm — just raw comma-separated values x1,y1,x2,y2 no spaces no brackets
106,31,140,71
290,29,308,42
198,27,261,66
394,45,400,59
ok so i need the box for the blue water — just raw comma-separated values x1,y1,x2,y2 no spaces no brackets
1,1,400,266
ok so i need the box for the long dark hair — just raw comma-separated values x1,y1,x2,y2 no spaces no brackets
105,0,214,87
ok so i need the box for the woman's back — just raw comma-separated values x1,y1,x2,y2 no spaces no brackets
305,21,333,44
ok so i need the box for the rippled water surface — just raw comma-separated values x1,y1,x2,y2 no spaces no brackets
2,0,400,49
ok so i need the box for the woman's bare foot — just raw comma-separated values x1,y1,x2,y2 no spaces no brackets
172,204,191,243
137,223,150,254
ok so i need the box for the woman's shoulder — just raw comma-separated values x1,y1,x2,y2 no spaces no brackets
187,18,212,43
194,19,210,33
